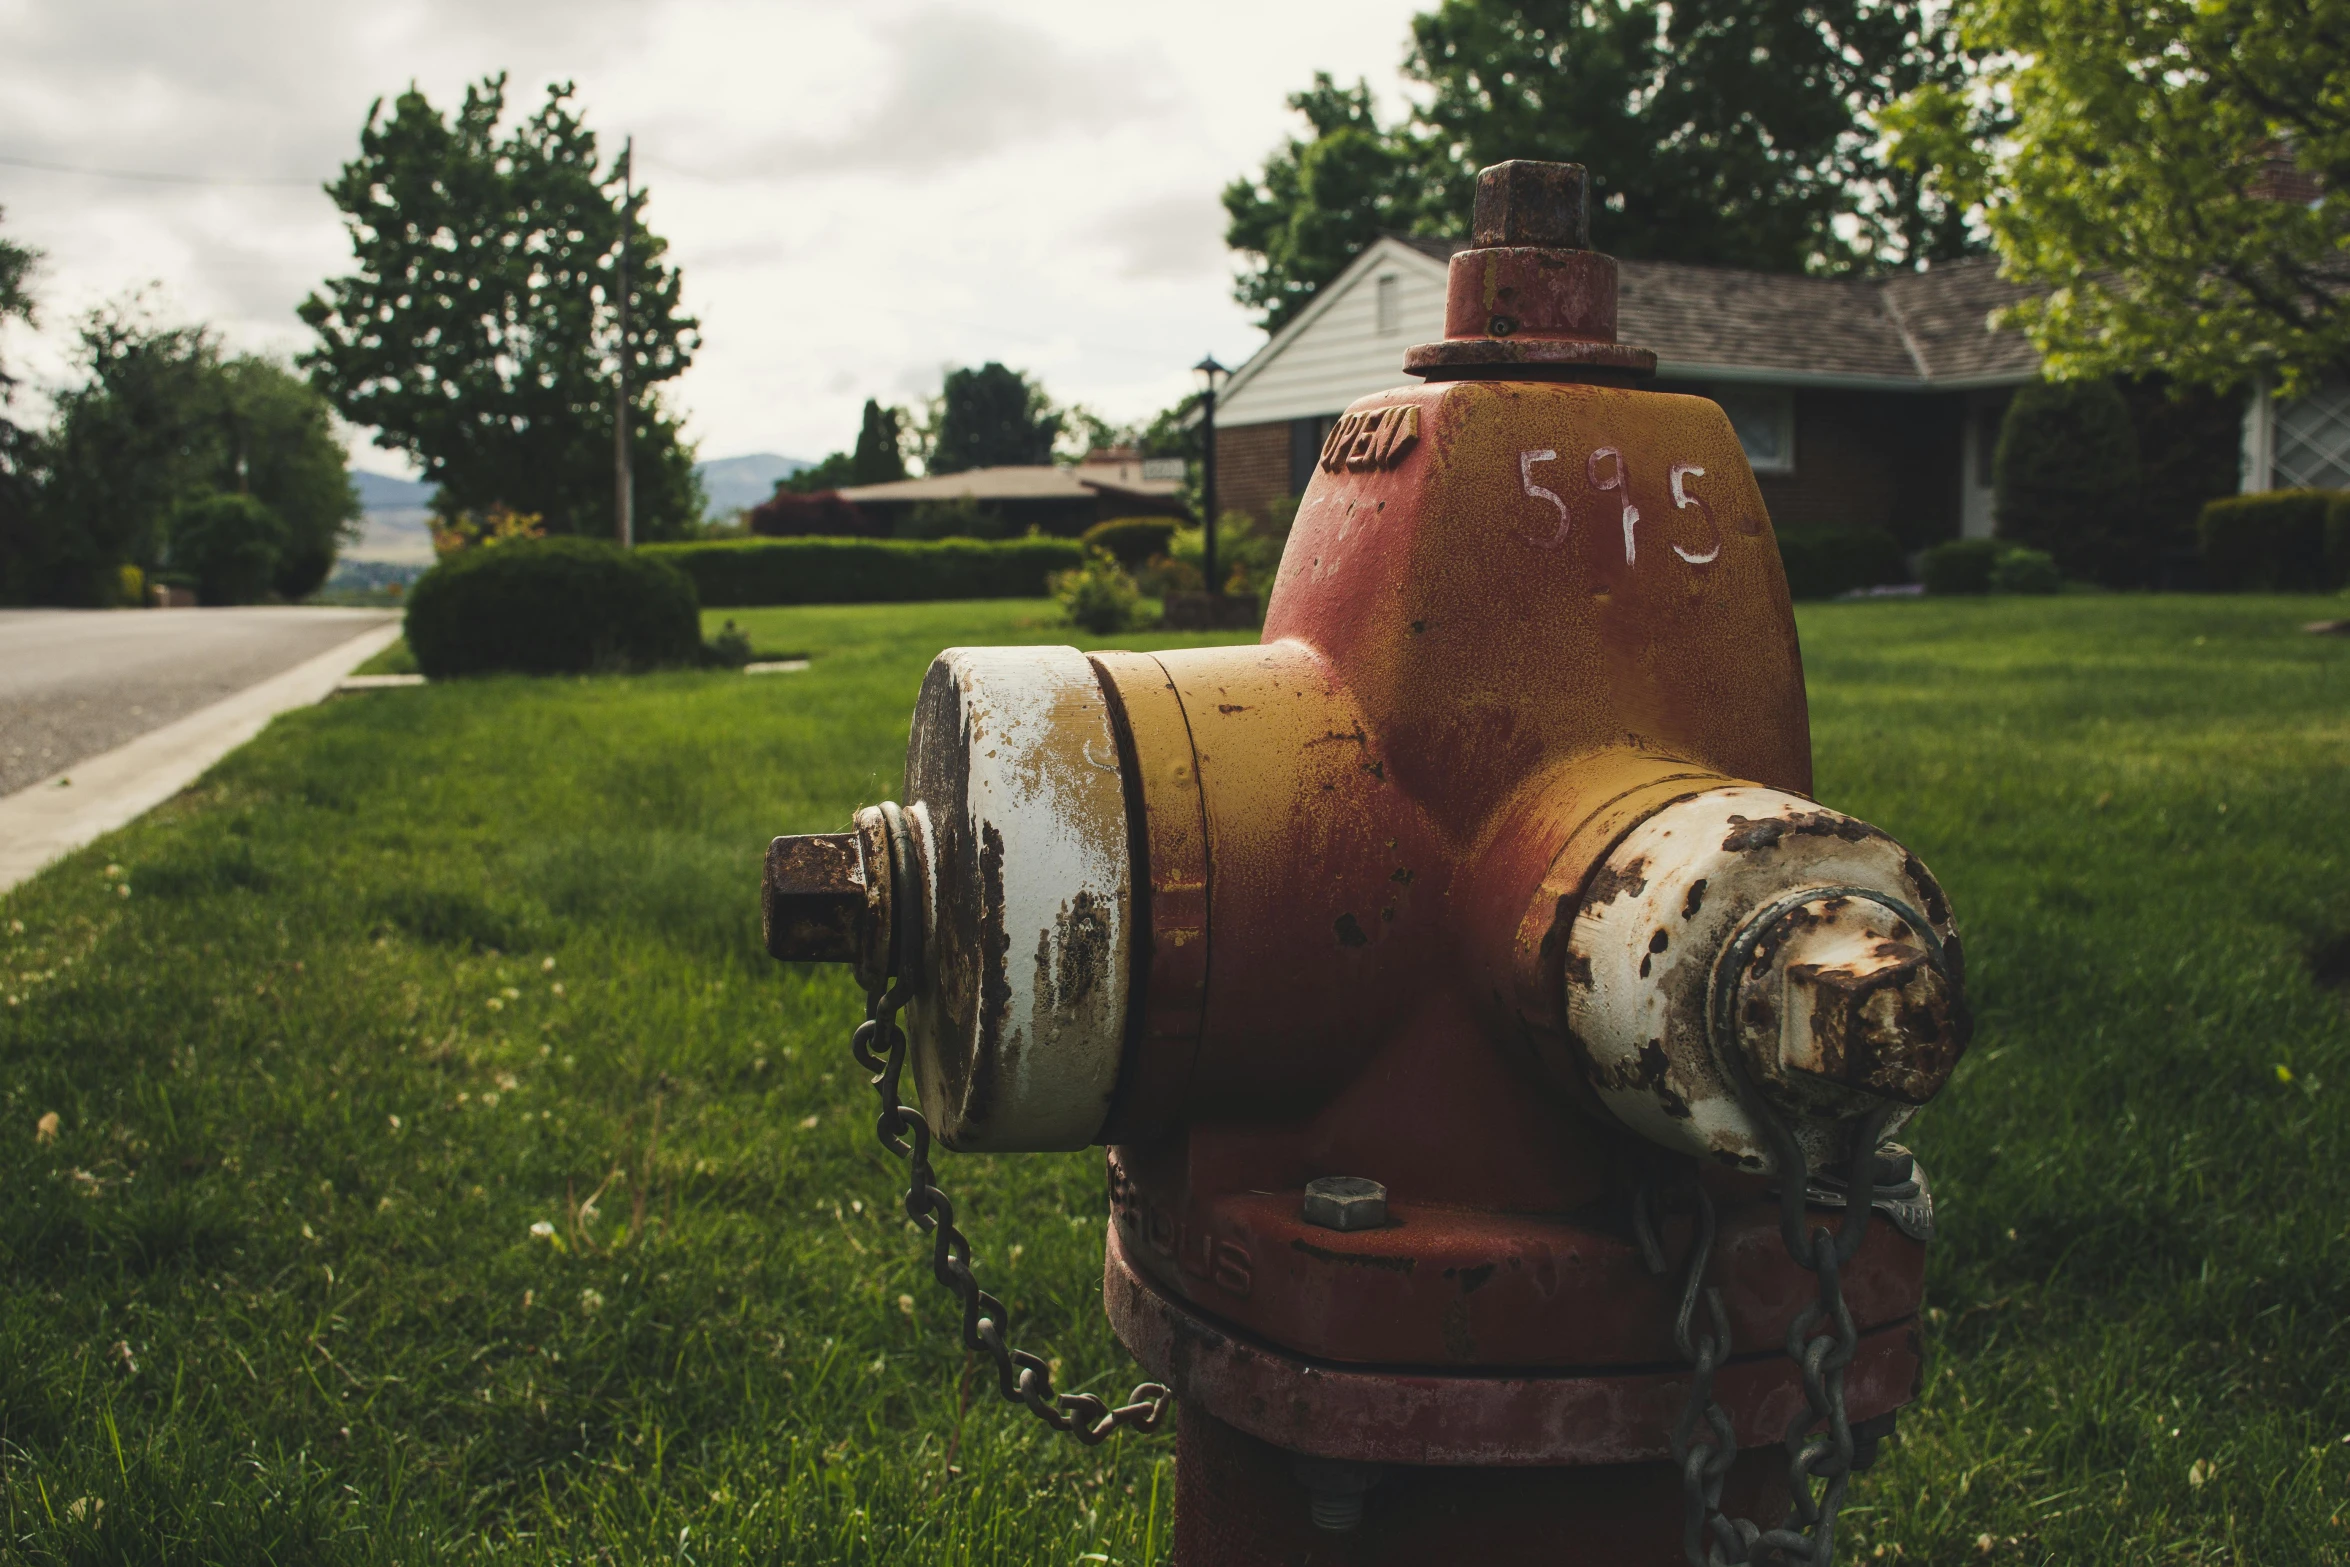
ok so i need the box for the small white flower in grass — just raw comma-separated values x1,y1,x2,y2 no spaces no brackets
868,1356,886,1374
530,1220,556,1238
551,982,565,998
65,1496,100,1524
579,1288,604,1314
798,1115,820,1130
542,957,556,972
897,1294,915,1316
2188,1458,2214,1488
36,1111,60,1144
1975,1535,1992,1555
387,1114,401,1130
116,884,131,899
7,919,22,934
481,1092,500,1108
501,987,520,1000
103,865,121,880
486,997,504,1011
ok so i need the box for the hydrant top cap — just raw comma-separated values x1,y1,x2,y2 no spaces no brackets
1471,160,1590,250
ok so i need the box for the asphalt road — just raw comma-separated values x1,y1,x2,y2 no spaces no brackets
0,607,398,799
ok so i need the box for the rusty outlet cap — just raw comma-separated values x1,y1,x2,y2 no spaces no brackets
1731,892,1968,1108
762,832,869,965
1301,1177,1389,1232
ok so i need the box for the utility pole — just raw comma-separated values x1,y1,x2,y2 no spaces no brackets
613,135,636,549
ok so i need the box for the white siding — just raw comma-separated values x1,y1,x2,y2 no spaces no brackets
1217,241,1450,427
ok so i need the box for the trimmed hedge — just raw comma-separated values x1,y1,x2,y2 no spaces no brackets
2197,489,2349,591
641,535,1085,607
1082,516,1176,566
1921,538,2002,595
404,537,702,678
1774,526,1908,600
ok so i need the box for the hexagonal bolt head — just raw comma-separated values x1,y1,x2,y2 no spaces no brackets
1472,160,1591,249
762,832,870,965
1743,895,1965,1106
1300,1176,1389,1232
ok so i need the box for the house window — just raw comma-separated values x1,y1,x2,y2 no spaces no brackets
1376,274,1401,336
1290,416,1336,495
1714,386,1796,474
2274,377,2350,490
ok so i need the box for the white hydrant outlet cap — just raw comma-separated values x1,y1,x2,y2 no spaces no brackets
1561,787,1966,1172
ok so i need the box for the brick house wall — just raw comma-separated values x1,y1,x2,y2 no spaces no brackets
1754,390,1963,549
1213,421,1294,523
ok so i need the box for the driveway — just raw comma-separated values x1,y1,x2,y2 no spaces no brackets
0,606,399,799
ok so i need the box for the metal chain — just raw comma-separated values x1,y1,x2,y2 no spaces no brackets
847,802,1171,1446
1639,1100,1894,1567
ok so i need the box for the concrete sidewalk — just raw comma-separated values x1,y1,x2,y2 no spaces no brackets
0,619,404,895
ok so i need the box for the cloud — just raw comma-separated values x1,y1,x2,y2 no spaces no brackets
1088,191,1229,280
730,7,1176,178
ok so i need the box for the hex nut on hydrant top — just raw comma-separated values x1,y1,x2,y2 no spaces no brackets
763,159,1972,1566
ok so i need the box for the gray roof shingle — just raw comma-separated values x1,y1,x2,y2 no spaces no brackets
1397,239,2041,385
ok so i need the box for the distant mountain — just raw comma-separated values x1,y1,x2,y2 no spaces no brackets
341,456,808,562
351,469,434,510
697,453,808,517
347,468,436,566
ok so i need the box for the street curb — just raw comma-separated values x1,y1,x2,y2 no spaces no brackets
0,619,405,895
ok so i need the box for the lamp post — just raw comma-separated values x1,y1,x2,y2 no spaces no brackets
1193,354,1228,603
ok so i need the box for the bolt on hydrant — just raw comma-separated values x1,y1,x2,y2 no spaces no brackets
764,161,1969,1565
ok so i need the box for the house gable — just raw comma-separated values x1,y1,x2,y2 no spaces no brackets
1215,237,1451,428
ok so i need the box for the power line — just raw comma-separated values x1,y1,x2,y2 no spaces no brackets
0,153,319,189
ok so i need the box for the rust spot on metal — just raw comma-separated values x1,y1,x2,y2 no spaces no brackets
1722,810,1882,854
1391,867,1415,884
1681,878,1708,918
1290,1239,1416,1274
1455,1262,1497,1294
1217,703,1249,715
1334,913,1371,948
1582,855,1649,907
1562,950,1594,988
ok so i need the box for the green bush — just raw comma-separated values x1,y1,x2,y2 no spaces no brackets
1994,377,2146,585
2197,489,2346,591
403,537,701,678
1081,516,1176,566
1171,510,1286,597
169,492,287,606
640,536,1084,608
1050,549,1145,634
1990,545,2062,594
1920,539,2001,594
1774,526,1908,600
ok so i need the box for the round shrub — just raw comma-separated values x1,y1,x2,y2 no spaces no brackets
1994,377,2144,584
1082,516,1176,566
169,492,286,605
1990,545,2062,594
404,536,702,678
1920,538,2001,595
1050,548,1143,634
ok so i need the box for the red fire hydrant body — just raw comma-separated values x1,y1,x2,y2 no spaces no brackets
764,162,1966,1564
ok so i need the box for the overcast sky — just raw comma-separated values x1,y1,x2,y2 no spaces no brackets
0,0,1432,477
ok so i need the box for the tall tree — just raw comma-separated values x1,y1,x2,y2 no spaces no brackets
1223,76,1439,332
31,304,358,604
301,75,704,539
929,363,1060,474
1224,0,1976,330
1887,0,2350,394
850,398,907,484
0,208,40,604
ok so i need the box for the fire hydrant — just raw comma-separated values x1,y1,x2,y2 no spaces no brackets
764,161,1968,1565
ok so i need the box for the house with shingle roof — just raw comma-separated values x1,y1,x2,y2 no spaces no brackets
1210,236,2336,549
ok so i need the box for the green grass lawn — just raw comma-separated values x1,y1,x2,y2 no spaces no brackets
2,595,2346,1564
